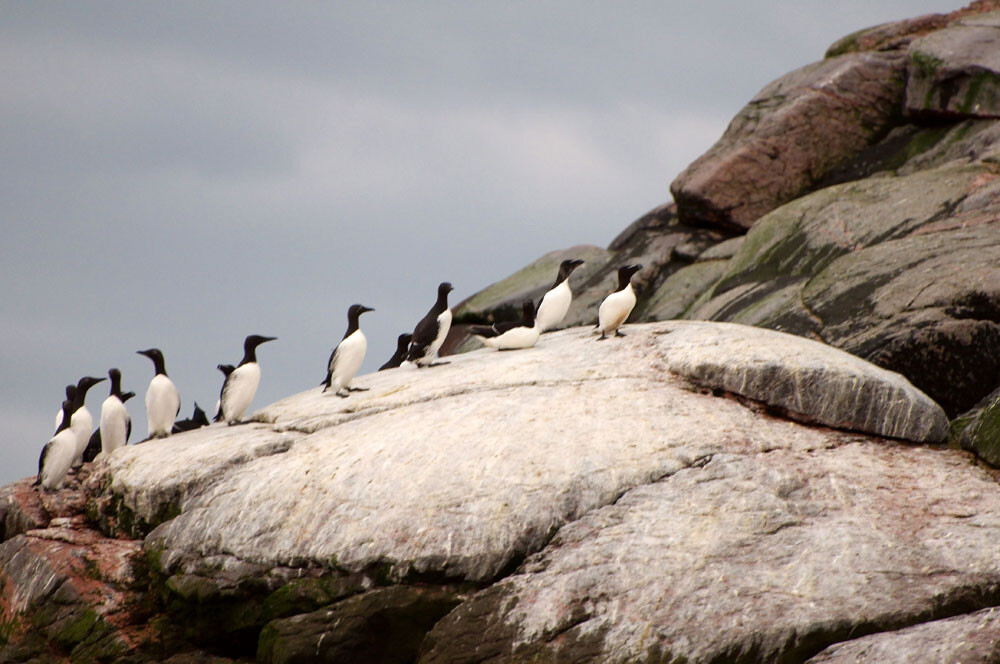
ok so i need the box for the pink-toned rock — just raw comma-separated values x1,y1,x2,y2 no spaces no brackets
670,52,905,231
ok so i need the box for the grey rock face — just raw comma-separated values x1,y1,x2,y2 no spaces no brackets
806,607,1000,663
670,52,906,230
683,163,1000,416
420,443,1000,663
94,322,944,590
906,13,1000,119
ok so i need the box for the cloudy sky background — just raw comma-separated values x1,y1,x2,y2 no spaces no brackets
2,1,958,485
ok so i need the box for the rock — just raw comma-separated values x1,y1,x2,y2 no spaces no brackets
452,205,731,340
961,390,1000,466
0,479,48,543
670,52,906,230
257,586,462,664
806,607,1000,663
825,14,950,57
419,443,1000,664
906,12,1000,120
685,163,1000,416
90,322,943,594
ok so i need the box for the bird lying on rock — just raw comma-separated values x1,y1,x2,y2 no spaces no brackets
469,300,540,351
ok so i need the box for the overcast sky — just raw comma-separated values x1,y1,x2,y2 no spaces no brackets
1,1,960,486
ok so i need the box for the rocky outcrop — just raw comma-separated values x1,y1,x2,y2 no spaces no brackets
421,443,1000,663
669,52,906,230
906,13,1000,120
0,322,972,663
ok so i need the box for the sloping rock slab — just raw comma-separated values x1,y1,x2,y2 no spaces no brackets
685,163,1000,416
94,322,946,589
419,443,1000,664
906,12,1000,119
656,321,947,442
806,606,1000,663
670,52,905,230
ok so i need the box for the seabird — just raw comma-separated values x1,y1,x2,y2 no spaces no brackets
98,368,132,458
70,375,106,467
535,259,584,332
596,264,642,340
406,282,453,367
469,300,540,350
378,333,413,371
216,334,277,425
137,348,180,439
36,400,76,491
212,364,235,422
322,304,373,397
173,403,210,434
84,389,135,463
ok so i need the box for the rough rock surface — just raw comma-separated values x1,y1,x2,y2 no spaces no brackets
806,607,1000,663
670,52,906,230
906,12,1000,119
420,443,1000,664
682,163,1000,417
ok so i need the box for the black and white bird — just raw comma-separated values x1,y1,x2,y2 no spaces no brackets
84,389,135,462
406,282,453,367
36,400,76,491
54,384,76,433
535,259,584,332
173,403,210,434
213,364,235,422
322,304,373,397
70,375,106,467
99,368,132,458
378,333,413,371
597,264,643,340
137,348,180,439
469,300,540,350
216,335,277,425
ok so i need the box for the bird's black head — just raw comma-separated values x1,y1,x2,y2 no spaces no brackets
137,348,167,376
107,367,122,395
348,304,374,318
617,264,643,290
438,282,454,296
76,375,106,399
244,335,277,352
521,299,536,325
556,259,584,283
192,403,209,426
64,384,77,401
217,363,236,377
120,391,136,403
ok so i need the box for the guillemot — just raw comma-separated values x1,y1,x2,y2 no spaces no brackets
322,304,373,397
596,264,642,340
406,282,453,367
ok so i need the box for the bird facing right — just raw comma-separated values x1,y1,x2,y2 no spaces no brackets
597,264,643,340
323,304,373,397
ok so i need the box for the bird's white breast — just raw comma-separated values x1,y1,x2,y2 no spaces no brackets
430,309,452,353
222,363,261,423
100,395,129,455
536,279,572,332
70,406,93,463
486,325,540,350
332,330,367,390
41,430,76,490
146,374,180,436
598,284,637,332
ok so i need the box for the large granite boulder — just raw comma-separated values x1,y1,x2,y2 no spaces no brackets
678,163,1000,417
0,322,966,662
906,11,1000,120
670,52,906,230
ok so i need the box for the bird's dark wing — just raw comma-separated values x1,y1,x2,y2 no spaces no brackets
83,429,101,463
126,415,132,443
406,314,439,360
378,349,407,371
36,442,50,485
215,373,232,422
468,325,499,338
321,345,340,390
